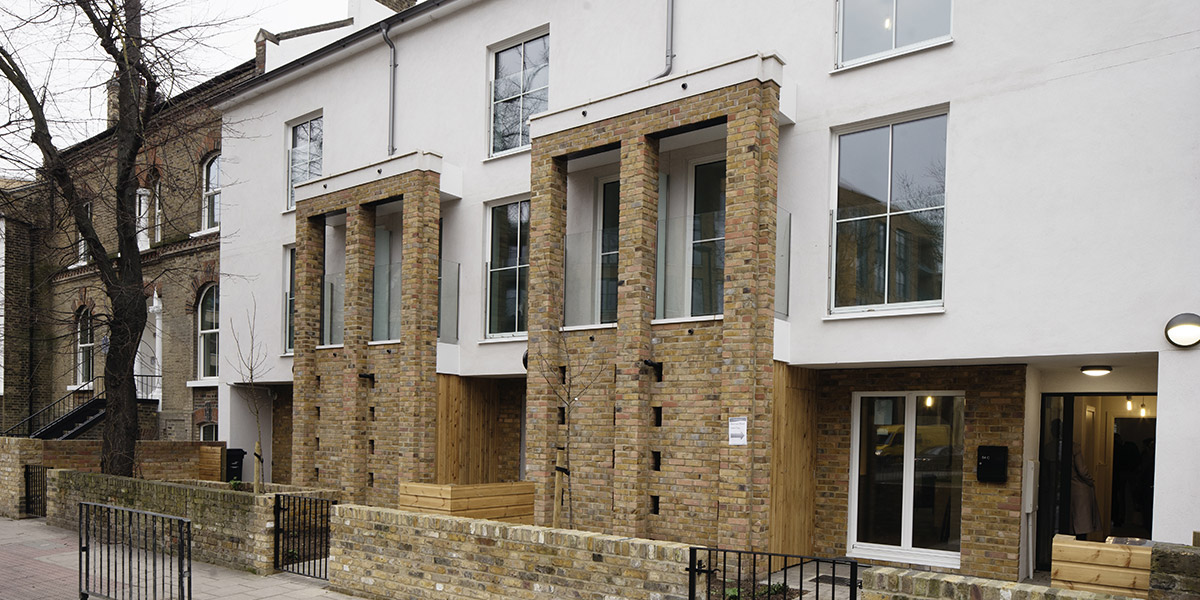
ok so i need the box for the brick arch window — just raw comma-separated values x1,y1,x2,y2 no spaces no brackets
197,285,219,378
76,308,95,384
202,153,221,231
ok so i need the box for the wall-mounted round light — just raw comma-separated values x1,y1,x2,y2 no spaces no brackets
1081,365,1112,376
1165,312,1200,348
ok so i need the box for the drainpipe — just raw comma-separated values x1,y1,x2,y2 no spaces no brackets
380,22,397,156
650,0,674,80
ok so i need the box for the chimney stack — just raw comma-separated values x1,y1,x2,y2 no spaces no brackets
106,75,120,128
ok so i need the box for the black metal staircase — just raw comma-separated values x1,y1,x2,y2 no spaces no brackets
1,374,160,440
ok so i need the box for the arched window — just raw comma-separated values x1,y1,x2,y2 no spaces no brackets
202,154,220,230
77,309,95,384
199,423,217,442
197,285,219,378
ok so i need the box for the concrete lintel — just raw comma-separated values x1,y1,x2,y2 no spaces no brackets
294,150,461,203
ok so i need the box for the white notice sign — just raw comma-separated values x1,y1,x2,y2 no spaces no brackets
728,417,748,446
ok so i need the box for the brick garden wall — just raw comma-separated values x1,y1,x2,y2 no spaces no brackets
46,470,338,574
0,437,43,518
328,504,691,600
813,365,1026,581
863,567,1124,600
1150,543,1200,600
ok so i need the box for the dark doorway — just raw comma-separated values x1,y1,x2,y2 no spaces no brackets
1110,418,1155,539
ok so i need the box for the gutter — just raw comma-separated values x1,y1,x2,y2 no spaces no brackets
213,0,460,106
650,0,675,80
380,23,397,156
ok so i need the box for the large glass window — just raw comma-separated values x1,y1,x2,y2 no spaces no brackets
321,220,346,346
202,154,221,230
839,0,952,67
372,203,403,341
76,309,94,384
491,33,549,155
284,246,295,353
598,181,619,324
833,114,946,311
487,200,529,336
851,392,964,565
289,116,323,210
691,160,726,317
197,286,219,378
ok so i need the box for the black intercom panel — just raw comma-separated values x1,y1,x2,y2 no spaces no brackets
977,445,1008,483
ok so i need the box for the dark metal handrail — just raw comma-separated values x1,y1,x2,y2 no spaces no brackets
2,374,103,438
687,546,859,600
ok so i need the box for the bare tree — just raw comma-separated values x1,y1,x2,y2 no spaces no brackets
0,1,221,475
533,331,606,529
229,294,269,493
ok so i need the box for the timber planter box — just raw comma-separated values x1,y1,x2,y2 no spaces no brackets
395,482,534,524
1051,534,1151,598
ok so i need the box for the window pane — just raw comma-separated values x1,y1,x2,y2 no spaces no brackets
202,332,219,378
517,265,528,332
600,253,618,324
523,35,549,91
521,88,549,146
492,98,521,153
835,218,886,307
309,117,322,142
206,156,220,190
912,394,964,551
490,203,520,267
857,396,906,546
693,161,726,240
495,45,521,88
838,126,889,219
601,182,620,253
896,0,951,48
293,122,309,146
201,288,219,330
518,200,530,266
691,239,724,317
488,268,518,335
842,0,894,62
888,209,943,303
890,115,947,212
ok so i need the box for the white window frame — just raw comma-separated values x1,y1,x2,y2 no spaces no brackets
484,198,530,339
834,0,954,70
287,114,323,211
76,309,95,385
136,187,151,251
847,390,963,569
197,285,219,379
828,106,949,315
74,202,92,266
596,176,620,325
199,423,217,442
152,179,163,244
488,27,550,157
201,153,221,231
684,153,727,318
283,245,296,355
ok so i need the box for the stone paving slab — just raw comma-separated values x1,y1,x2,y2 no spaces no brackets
0,517,356,600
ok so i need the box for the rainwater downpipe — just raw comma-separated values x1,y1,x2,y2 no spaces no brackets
651,0,675,80
380,22,397,156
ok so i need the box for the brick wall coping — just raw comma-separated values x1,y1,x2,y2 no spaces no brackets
864,567,1135,600
171,479,338,496
333,503,692,560
531,52,788,138
293,149,459,203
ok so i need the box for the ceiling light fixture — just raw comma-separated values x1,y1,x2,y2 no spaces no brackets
925,396,934,407
1080,365,1112,376
1165,312,1200,348
1140,400,1147,418
1126,396,1133,411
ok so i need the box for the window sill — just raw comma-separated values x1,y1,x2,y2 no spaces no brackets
67,383,94,392
847,543,960,570
824,305,944,321
651,315,724,326
316,344,344,350
190,227,219,238
560,323,618,332
282,207,296,215
280,352,294,358
186,379,219,388
484,146,531,162
67,261,88,270
832,37,953,74
367,339,402,347
478,335,528,345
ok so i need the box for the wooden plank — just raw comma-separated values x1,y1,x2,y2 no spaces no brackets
1052,579,1147,599
198,446,224,481
1051,563,1149,590
1052,539,1151,570
397,482,454,498
769,362,815,556
455,504,534,520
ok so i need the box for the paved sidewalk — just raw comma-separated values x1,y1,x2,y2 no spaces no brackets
0,517,357,600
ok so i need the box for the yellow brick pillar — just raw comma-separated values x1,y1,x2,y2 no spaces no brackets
292,214,326,488
340,204,375,503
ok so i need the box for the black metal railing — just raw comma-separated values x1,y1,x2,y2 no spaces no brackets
274,494,336,580
79,502,191,600
3,374,102,438
688,547,859,600
24,464,47,517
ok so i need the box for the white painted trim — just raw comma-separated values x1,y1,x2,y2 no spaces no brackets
560,323,618,333
190,227,220,238
66,383,94,392
832,38,954,73
186,379,219,388
651,315,724,326
315,344,345,350
482,147,531,163
477,336,528,345
367,339,403,346
824,306,945,321
847,543,961,570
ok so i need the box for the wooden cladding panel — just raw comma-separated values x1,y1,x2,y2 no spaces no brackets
1051,535,1150,599
436,375,522,485
768,362,816,556
396,482,535,524
198,446,224,481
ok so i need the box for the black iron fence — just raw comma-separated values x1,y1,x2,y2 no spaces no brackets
274,494,336,579
78,502,191,600
688,547,859,600
24,464,47,517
